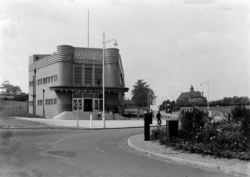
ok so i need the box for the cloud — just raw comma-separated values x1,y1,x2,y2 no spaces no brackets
183,0,216,5
0,17,21,55
218,5,232,11
177,31,242,56
0,18,20,40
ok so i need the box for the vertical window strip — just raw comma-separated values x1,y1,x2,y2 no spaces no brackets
74,65,82,86
95,66,102,86
84,66,92,86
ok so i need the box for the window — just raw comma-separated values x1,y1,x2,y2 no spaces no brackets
29,101,33,106
51,99,53,105
48,77,50,83
37,79,42,85
29,81,34,87
85,65,92,86
51,76,53,82
74,65,82,86
95,65,102,86
54,98,57,104
54,75,57,81
43,78,46,84
40,100,42,105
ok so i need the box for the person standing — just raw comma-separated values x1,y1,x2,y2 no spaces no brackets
107,106,110,114
156,111,162,127
112,108,115,119
228,113,231,121
98,110,101,119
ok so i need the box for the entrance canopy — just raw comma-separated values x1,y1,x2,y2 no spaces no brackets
49,86,129,93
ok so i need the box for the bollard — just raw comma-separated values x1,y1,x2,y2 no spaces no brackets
144,113,152,141
90,114,92,129
77,107,79,127
166,120,178,137
166,120,169,137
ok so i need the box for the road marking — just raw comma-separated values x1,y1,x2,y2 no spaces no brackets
52,131,98,167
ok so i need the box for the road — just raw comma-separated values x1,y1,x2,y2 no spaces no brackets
0,128,236,177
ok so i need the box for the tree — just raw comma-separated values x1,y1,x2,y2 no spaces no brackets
0,80,21,95
131,79,157,109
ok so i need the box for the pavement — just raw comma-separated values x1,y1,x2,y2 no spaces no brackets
13,111,178,129
12,112,249,177
13,117,157,129
128,135,250,177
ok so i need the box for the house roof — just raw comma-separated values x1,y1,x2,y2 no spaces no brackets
190,85,194,91
177,91,203,101
177,92,190,101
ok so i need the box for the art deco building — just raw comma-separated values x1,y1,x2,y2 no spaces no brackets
28,45,128,118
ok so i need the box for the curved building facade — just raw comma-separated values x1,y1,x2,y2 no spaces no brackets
28,45,128,118
105,48,119,87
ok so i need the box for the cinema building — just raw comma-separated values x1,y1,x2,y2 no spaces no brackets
28,45,129,118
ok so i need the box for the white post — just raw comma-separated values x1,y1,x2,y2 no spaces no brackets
165,96,166,112
200,80,210,112
208,79,209,112
90,114,92,129
77,104,79,127
102,33,106,128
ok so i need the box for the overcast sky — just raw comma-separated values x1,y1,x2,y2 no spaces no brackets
0,0,249,109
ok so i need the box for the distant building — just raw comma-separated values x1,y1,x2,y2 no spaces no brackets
29,45,129,118
124,99,136,109
176,85,206,104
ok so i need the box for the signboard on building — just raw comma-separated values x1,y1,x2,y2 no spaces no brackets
74,49,103,60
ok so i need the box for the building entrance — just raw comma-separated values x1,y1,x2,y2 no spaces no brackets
72,94,103,112
84,99,93,112
94,99,103,111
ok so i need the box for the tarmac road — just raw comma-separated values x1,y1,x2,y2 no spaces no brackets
0,128,236,177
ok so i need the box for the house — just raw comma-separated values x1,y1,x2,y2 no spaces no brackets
176,85,206,104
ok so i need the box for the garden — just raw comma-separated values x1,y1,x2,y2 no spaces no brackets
151,105,250,161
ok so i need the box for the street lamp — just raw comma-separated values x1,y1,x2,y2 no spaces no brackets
102,33,118,128
200,79,209,112
164,95,166,112
43,89,45,117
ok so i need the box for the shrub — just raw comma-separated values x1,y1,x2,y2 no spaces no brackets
231,104,249,121
178,109,208,139
151,126,166,141
151,106,250,160
231,105,250,148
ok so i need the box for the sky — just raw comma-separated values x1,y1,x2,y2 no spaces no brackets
0,0,250,110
